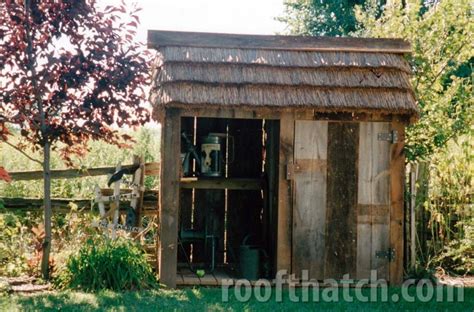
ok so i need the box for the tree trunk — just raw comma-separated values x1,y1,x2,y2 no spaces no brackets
40,142,52,280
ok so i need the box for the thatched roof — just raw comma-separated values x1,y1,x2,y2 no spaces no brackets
148,30,418,115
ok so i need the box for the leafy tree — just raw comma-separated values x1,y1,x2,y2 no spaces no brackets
0,0,150,279
278,0,383,36
354,0,472,161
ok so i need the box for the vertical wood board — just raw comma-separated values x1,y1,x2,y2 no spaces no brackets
276,113,294,274
389,121,406,285
325,122,359,279
292,120,328,280
159,108,181,288
357,122,391,281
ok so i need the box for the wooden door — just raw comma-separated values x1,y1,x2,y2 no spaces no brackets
357,122,391,280
291,120,393,282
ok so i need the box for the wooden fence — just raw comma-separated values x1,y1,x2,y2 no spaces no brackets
1,160,160,213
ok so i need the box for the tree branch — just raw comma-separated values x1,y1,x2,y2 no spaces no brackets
0,138,43,165
424,43,468,92
24,0,47,144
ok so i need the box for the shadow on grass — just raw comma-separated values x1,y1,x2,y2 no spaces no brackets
4,286,473,311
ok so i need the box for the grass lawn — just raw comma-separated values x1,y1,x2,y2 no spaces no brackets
1,286,473,311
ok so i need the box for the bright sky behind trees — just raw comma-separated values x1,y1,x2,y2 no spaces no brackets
99,0,287,44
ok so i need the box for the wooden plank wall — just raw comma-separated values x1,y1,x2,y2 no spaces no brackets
357,122,391,280
292,120,328,280
227,119,263,265
324,122,359,279
159,108,181,288
193,118,227,263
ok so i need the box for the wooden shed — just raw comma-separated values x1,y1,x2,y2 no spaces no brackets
148,30,418,288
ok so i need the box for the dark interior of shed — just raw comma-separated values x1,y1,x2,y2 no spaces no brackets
177,116,280,280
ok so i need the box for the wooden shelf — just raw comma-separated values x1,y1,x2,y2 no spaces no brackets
180,177,262,190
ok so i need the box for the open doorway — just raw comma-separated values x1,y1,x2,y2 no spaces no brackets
176,117,279,285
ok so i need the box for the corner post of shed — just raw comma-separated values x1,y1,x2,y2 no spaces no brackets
389,118,406,285
276,112,294,275
158,107,181,288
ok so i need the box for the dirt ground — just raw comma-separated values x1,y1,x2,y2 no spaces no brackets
437,274,474,287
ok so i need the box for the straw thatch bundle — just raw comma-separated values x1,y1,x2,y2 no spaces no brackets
148,31,418,114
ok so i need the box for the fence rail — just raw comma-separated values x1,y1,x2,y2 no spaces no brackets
7,162,160,181
2,160,161,212
1,189,159,213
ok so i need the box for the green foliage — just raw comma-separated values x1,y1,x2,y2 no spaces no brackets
0,205,101,278
278,0,383,36
354,0,473,161
433,219,474,274
425,137,473,273
0,210,33,276
56,237,157,292
0,126,161,199
405,264,437,283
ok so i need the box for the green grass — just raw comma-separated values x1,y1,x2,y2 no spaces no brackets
1,287,473,311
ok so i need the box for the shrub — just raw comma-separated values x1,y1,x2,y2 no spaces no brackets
432,219,474,275
56,237,157,292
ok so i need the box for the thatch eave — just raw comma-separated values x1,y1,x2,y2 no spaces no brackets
152,101,418,119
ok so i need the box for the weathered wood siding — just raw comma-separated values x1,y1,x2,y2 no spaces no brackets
389,120,405,284
357,122,391,280
276,113,294,274
292,120,328,279
159,108,181,288
325,122,359,279
290,119,398,282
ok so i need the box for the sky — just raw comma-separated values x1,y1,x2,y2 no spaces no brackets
100,0,288,44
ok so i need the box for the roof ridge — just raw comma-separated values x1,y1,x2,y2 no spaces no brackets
148,30,411,54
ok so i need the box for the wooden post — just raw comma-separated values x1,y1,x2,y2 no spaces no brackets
389,120,405,285
276,113,294,275
132,155,145,228
410,163,416,269
158,108,181,288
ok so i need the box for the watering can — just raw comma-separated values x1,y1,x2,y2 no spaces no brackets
239,235,267,280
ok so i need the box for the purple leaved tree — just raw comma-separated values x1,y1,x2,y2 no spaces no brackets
0,0,151,279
